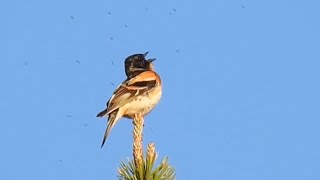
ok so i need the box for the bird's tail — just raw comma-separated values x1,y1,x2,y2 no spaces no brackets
97,108,108,117
101,110,119,148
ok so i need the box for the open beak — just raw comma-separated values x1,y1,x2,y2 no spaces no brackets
147,58,156,62
143,51,149,57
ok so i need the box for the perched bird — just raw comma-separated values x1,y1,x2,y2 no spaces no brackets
97,53,162,147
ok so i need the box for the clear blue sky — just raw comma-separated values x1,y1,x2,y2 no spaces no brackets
1,0,320,179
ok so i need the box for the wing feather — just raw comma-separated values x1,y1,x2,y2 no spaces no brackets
104,71,157,115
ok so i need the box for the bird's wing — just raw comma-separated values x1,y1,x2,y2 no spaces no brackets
105,71,158,115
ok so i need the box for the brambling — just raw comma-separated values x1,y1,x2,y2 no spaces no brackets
97,53,162,147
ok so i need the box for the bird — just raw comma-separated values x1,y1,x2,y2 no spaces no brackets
97,52,162,148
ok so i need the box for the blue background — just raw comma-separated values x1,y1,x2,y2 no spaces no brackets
1,0,320,179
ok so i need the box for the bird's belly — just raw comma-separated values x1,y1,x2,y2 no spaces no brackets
123,90,161,118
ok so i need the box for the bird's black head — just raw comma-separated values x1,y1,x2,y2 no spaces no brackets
125,52,154,77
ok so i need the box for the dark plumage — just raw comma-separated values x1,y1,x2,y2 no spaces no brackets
124,52,155,78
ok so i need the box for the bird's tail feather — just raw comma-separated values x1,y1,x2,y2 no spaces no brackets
101,111,119,148
97,108,108,117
